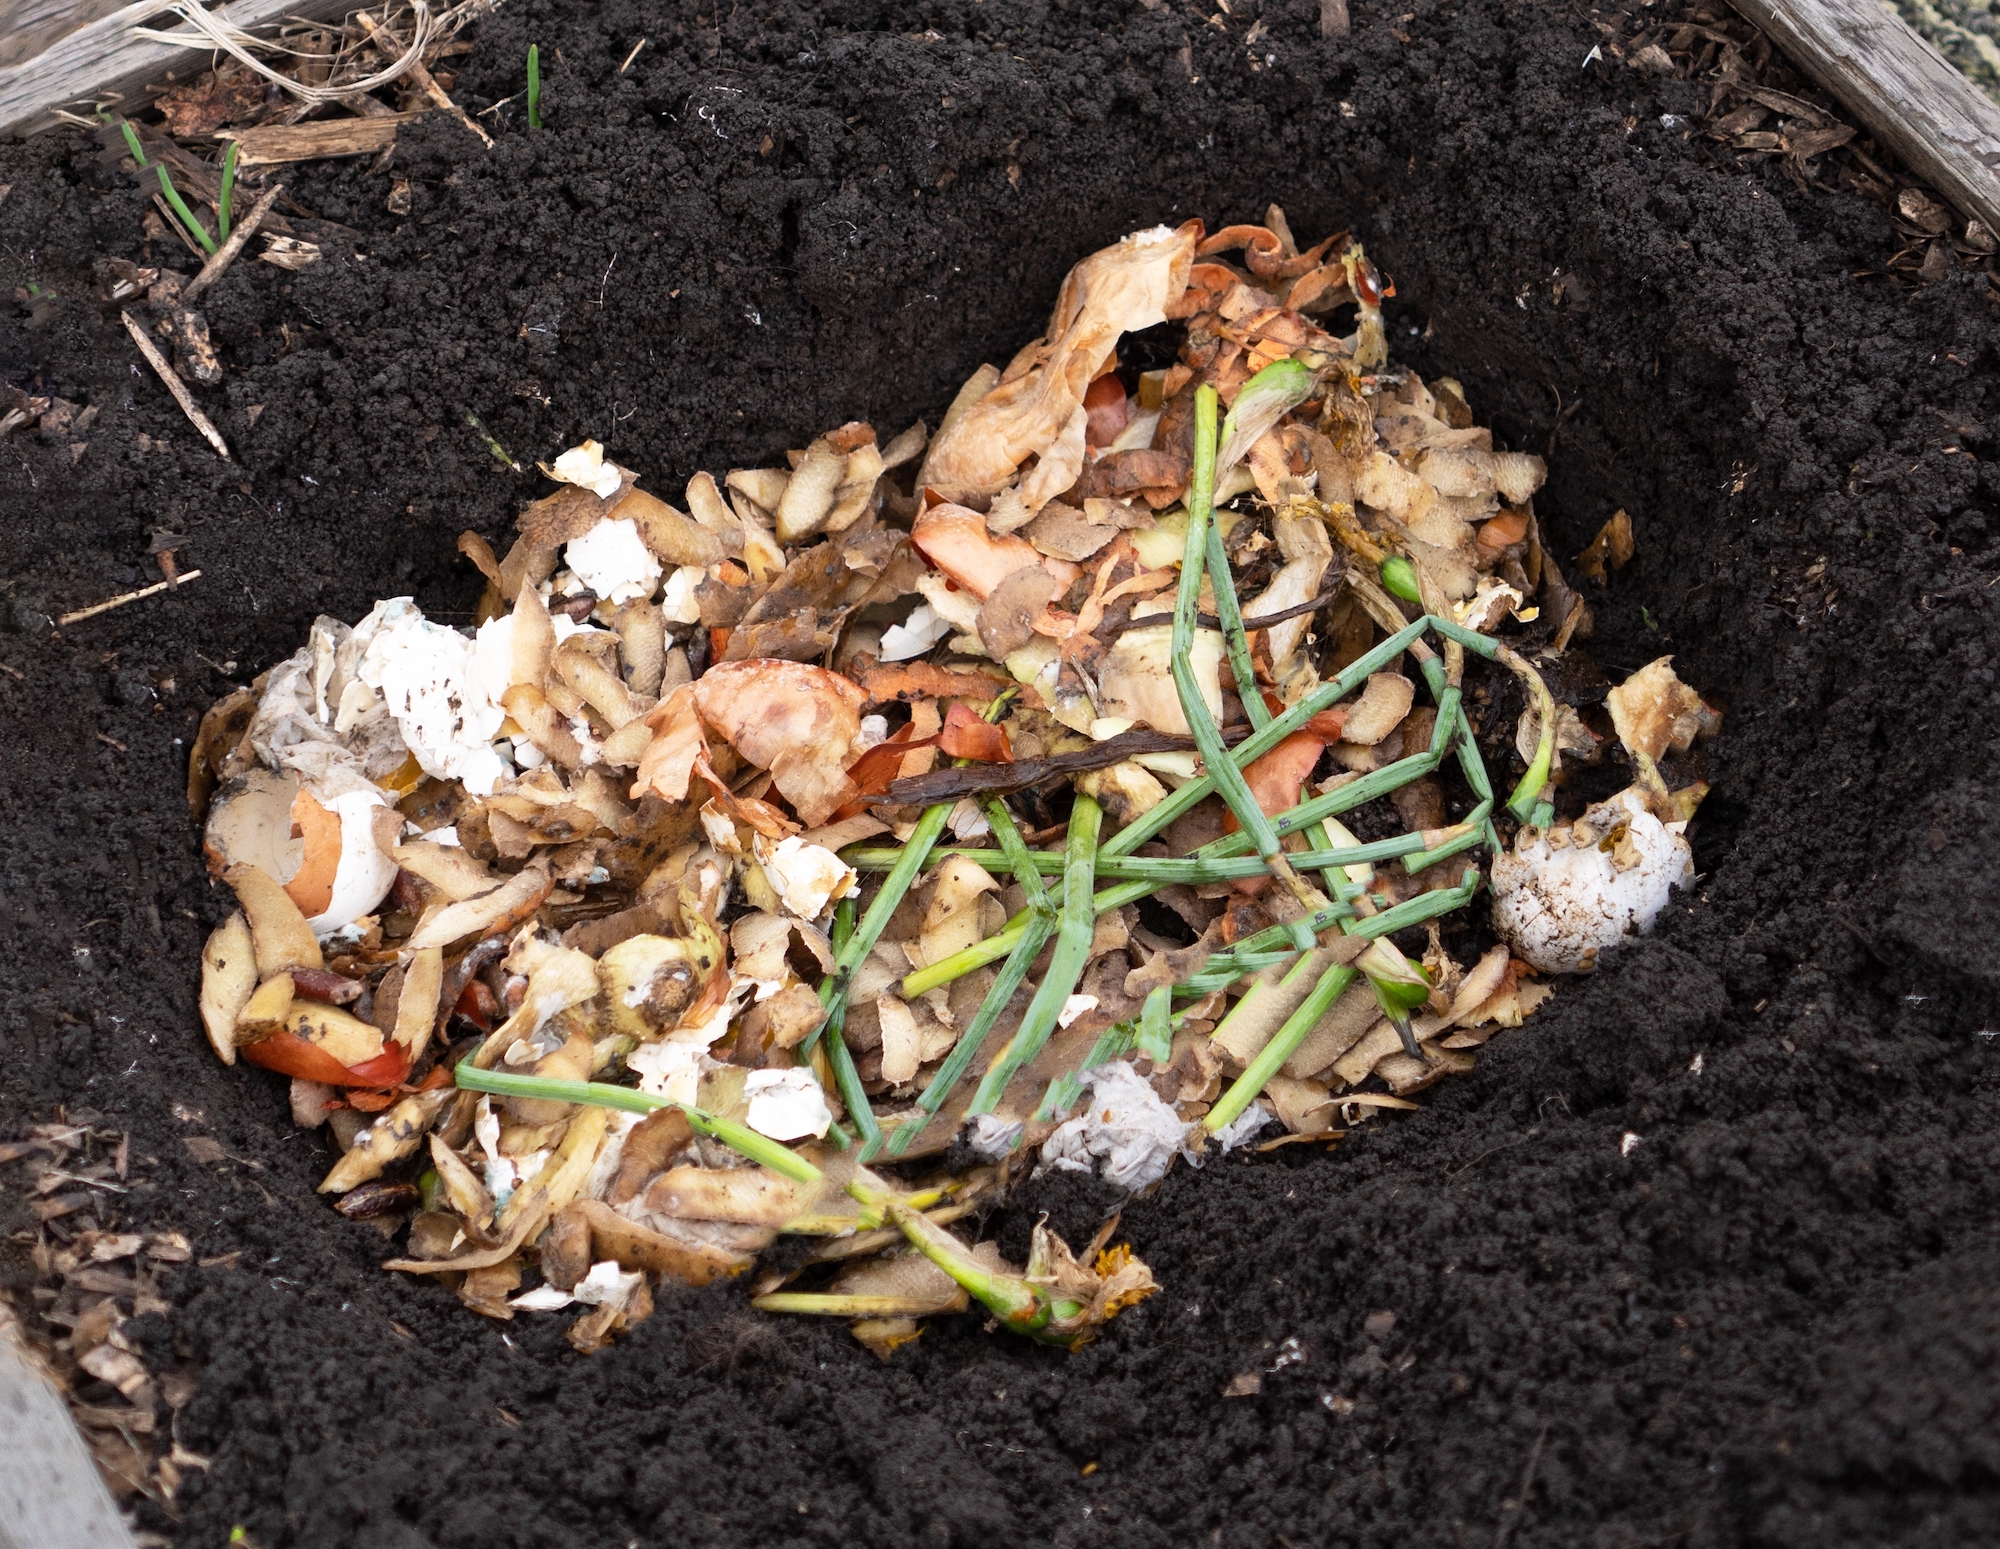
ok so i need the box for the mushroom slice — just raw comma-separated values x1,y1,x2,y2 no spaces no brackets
199,912,257,1065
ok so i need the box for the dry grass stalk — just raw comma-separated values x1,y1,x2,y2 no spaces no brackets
118,310,227,458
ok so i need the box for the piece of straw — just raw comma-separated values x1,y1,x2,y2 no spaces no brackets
120,310,229,459
183,182,284,303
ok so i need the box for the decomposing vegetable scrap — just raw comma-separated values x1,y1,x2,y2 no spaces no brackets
188,210,1719,1355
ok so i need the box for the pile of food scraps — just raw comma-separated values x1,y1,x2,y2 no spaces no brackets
189,212,1718,1354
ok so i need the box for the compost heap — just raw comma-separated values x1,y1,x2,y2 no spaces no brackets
187,213,1718,1354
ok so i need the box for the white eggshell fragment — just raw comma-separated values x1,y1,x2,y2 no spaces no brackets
755,836,858,922
549,439,625,498
565,517,664,605
1489,788,1693,973
358,603,510,793
308,788,402,932
744,1068,833,1141
203,767,398,932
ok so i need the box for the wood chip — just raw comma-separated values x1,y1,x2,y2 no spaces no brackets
120,310,227,459
220,112,426,166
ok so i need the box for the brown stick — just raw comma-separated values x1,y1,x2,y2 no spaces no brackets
355,8,493,149
182,182,284,303
119,310,229,460
220,113,420,167
1728,0,2000,233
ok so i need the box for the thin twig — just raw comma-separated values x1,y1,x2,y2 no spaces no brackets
1491,1424,1549,1549
119,311,229,459
150,193,206,259
59,571,204,627
357,8,493,147
96,733,128,752
183,183,285,303
619,38,648,71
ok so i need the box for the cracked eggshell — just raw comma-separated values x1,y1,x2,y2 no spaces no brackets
754,835,857,922
204,767,399,931
565,517,664,606
358,604,510,794
879,601,954,662
1489,788,1692,973
547,439,626,499
744,1067,833,1141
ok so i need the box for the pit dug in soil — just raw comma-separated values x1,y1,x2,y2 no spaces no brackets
3,1,2000,1547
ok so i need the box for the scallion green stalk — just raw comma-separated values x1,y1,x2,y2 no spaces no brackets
452,1062,824,1183
216,140,239,241
966,793,1102,1115
1205,964,1357,1133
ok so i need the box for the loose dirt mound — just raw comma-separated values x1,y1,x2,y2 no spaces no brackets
3,1,1998,1545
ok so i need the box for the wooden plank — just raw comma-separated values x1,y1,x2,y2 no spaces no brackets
0,0,358,140
220,109,425,165
1730,0,2000,233
0,1340,138,1549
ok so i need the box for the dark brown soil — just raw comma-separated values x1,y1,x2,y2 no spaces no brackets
6,1,2000,1545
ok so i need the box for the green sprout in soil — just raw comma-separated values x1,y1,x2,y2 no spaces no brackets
464,410,520,469
527,44,545,129
217,140,239,242
116,116,217,255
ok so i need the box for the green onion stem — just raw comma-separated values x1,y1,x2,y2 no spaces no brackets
1172,385,1311,909
156,165,217,254
451,1062,824,1184
119,119,150,168
216,140,238,241
861,1191,1058,1337
966,793,1102,1116
882,905,1059,1157
1099,616,1430,860
526,44,544,129
1496,643,1558,822
979,791,1051,914
814,895,868,1149
811,804,947,1037
1204,963,1358,1133
891,614,1496,1005
852,827,1473,884
1137,982,1174,1064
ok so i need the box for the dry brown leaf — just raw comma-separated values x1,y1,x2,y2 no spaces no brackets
918,222,1200,502
1605,657,1719,762
1575,509,1635,585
